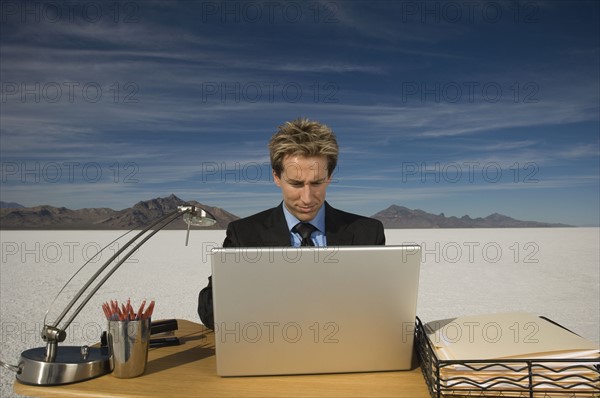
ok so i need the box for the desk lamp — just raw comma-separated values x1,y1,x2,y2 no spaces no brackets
0,204,216,385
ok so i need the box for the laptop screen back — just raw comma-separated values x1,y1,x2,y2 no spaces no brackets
211,245,421,376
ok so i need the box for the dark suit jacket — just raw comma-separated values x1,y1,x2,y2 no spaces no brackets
197,202,385,329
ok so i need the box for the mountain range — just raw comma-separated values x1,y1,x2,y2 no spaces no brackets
0,195,572,229
371,205,571,228
0,195,237,230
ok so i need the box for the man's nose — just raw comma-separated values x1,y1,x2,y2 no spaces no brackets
300,184,312,202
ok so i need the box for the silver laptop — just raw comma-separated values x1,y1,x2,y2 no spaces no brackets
210,245,421,376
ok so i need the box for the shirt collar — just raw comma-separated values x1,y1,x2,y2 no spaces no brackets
282,203,326,233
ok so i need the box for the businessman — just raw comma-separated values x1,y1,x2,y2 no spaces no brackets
198,118,385,329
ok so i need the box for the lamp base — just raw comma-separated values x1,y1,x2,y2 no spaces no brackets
17,346,112,386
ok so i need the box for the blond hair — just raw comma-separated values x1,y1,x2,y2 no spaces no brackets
269,118,339,177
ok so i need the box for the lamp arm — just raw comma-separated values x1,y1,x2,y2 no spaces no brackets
60,209,186,331
48,207,188,331
1,203,216,385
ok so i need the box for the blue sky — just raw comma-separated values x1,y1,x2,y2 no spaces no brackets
1,0,598,226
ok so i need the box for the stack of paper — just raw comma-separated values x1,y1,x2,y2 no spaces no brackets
422,312,600,396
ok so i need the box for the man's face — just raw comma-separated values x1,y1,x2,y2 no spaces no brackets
273,155,331,222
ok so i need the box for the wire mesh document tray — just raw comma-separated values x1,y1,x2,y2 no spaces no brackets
415,317,600,398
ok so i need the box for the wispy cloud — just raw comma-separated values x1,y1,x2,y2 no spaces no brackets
1,1,598,225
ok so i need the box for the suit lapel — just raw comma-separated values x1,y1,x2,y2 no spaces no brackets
260,203,293,246
259,202,355,246
324,202,354,245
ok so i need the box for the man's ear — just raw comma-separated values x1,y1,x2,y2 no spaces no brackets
273,169,281,187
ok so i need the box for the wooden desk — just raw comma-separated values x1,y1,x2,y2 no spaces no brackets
14,320,430,397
